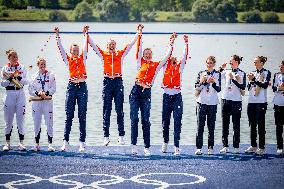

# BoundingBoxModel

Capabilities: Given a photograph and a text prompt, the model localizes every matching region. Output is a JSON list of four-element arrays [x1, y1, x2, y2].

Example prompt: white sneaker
[[233, 148, 240, 154], [132, 145, 138, 155], [161, 143, 168, 153], [118, 136, 125, 145], [195, 149, 202, 155], [48, 144, 55, 152], [18, 143, 26, 151], [220, 147, 229, 154], [33, 144, 40, 152], [276, 149, 283, 155], [174, 147, 181, 156], [79, 142, 85, 152], [255, 148, 265, 155], [144, 148, 151, 156], [3, 143, 11, 151], [245, 146, 257, 153], [208, 148, 214, 155], [104, 137, 110, 146], [61, 140, 69, 152]]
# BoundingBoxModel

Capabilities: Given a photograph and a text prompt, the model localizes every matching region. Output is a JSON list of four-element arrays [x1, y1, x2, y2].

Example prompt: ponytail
[[232, 54, 243, 64], [256, 56, 267, 64]]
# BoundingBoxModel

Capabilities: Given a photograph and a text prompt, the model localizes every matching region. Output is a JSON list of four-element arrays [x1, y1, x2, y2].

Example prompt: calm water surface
[[0, 22, 283, 147]]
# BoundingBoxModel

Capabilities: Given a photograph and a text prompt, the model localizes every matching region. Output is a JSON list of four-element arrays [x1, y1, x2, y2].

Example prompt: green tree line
[[1, 0, 283, 12], [0, 0, 283, 22]]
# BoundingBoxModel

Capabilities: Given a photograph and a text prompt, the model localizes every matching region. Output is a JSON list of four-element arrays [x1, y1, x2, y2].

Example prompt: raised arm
[[88, 36, 104, 62], [180, 35, 189, 72], [152, 34, 176, 85], [82, 26, 89, 65], [54, 27, 68, 67], [159, 33, 176, 66], [136, 32, 143, 70], [122, 24, 143, 59]]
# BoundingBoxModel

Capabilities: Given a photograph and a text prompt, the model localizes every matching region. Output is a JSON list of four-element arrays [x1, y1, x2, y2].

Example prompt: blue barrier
[[0, 31, 284, 35]]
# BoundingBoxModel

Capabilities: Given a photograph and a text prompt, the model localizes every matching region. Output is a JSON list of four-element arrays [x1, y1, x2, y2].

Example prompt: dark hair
[[206, 56, 216, 64], [256, 56, 267, 64], [6, 49, 17, 59], [281, 60, 284, 66], [232, 55, 243, 64]]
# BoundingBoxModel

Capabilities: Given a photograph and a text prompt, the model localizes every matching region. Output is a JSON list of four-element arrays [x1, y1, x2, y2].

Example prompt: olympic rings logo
[[0, 172, 206, 189]]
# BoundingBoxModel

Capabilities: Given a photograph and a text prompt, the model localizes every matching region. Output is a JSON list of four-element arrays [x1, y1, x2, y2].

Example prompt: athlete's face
[[170, 57, 177, 65], [280, 63, 284, 73], [70, 45, 79, 57], [230, 57, 238, 69], [143, 49, 152, 61], [107, 40, 116, 51], [38, 60, 46, 73], [206, 59, 215, 70], [254, 57, 264, 70], [8, 52, 18, 65]]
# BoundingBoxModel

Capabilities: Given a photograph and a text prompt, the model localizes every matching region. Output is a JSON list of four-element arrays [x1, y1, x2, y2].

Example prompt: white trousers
[[3, 90, 26, 136], [32, 100, 53, 137]]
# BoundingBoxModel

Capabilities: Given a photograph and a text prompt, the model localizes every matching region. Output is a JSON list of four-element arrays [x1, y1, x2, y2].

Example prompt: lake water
[[0, 22, 283, 147]]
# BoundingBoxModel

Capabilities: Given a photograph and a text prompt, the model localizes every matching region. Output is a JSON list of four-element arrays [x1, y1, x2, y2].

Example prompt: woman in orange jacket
[[160, 35, 189, 156], [130, 26, 176, 156], [87, 24, 142, 146]]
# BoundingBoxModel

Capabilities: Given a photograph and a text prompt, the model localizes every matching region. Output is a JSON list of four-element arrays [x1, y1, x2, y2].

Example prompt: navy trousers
[[247, 103, 267, 149], [102, 77, 125, 137], [64, 82, 88, 142], [129, 84, 151, 148], [221, 99, 242, 148], [196, 103, 217, 149], [274, 105, 284, 149], [162, 93, 183, 148]]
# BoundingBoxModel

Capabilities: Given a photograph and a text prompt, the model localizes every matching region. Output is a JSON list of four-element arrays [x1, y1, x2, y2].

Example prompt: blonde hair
[[6, 49, 17, 59], [70, 43, 79, 52], [37, 57, 46, 66], [143, 48, 152, 54], [206, 56, 216, 64]]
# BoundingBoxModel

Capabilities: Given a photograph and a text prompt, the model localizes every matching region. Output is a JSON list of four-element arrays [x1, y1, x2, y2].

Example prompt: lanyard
[[254, 70, 262, 87], [229, 69, 238, 85], [39, 72, 46, 90], [207, 71, 213, 90]]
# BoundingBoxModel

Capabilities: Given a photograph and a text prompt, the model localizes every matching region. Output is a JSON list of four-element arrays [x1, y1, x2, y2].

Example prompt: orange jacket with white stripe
[[135, 34, 174, 87], [162, 42, 188, 93], [88, 33, 139, 77], [56, 34, 88, 81]]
